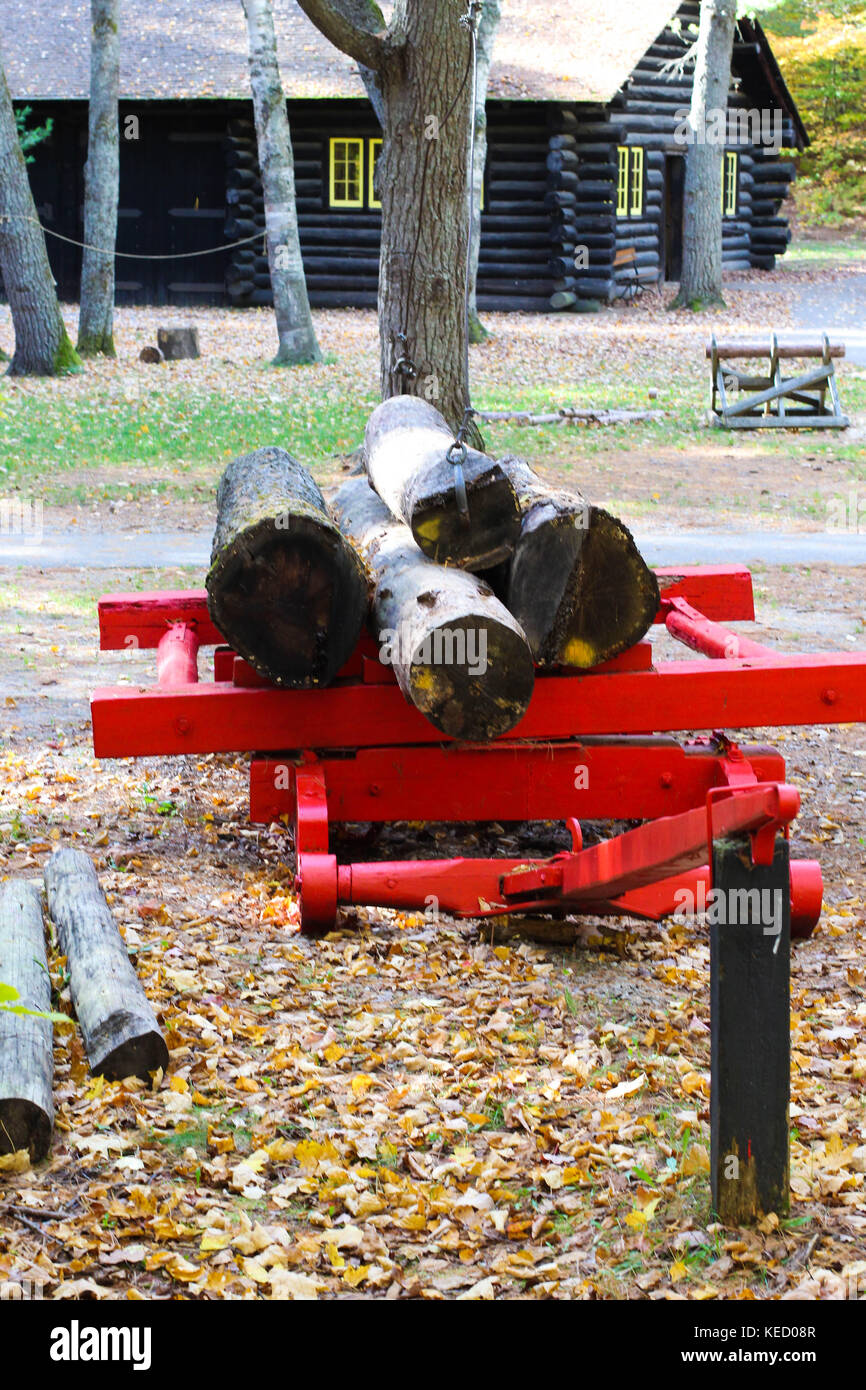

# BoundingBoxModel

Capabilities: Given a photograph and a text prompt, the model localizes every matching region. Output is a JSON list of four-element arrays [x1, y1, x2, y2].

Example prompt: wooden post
[[711, 834, 790, 1223], [0, 880, 54, 1162], [157, 326, 200, 360], [44, 849, 169, 1082]]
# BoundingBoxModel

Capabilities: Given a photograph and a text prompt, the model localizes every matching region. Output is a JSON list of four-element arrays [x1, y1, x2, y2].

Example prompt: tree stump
[[207, 447, 368, 687], [44, 850, 169, 1082], [364, 397, 521, 571], [331, 476, 535, 740], [156, 326, 200, 360], [0, 880, 54, 1161], [138, 345, 162, 364]]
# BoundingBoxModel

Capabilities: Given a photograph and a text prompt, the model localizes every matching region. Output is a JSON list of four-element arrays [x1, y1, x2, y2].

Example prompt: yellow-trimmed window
[[722, 151, 738, 216], [368, 138, 382, 209], [617, 146, 644, 217], [330, 138, 364, 208], [629, 146, 644, 216], [616, 146, 629, 216]]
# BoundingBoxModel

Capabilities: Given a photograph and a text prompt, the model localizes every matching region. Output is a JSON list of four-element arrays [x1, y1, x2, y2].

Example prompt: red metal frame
[[90, 565, 866, 938]]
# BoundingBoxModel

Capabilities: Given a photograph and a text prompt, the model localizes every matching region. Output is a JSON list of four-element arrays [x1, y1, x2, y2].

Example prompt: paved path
[[3, 527, 865, 570], [726, 269, 866, 366]]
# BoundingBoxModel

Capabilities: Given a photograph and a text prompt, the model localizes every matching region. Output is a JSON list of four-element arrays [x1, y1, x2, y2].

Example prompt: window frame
[[629, 146, 644, 217], [616, 146, 629, 217], [329, 137, 365, 209], [368, 137, 382, 210], [616, 146, 644, 219], [722, 150, 738, 217]]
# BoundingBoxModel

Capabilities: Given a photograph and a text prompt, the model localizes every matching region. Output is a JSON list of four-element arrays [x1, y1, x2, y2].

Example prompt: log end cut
[[0, 1097, 52, 1163], [406, 612, 536, 741], [94, 1022, 170, 1084]]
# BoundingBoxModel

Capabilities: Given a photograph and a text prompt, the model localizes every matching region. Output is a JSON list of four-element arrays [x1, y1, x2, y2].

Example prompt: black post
[[710, 833, 791, 1223]]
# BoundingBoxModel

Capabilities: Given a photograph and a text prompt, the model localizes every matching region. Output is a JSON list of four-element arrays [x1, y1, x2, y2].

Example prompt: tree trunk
[[242, 0, 322, 365], [671, 0, 737, 310], [44, 849, 169, 1082], [467, 0, 500, 345], [0, 881, 54, 1162], [492, 456, 660, 668], [0, 58, 81, 376], [207, 446, 368, 686], [364, 396, 520, 569], [298, 0, 474, 429], [331, 476, 535, 740], [77, 0, 120, 358]]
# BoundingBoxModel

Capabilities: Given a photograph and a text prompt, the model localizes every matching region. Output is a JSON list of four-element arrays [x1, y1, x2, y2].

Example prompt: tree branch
[[295, 0, 389, 71]]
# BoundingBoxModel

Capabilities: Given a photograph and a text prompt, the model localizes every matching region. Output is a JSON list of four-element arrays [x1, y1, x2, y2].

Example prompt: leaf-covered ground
[[0, 560, 864, 1301]]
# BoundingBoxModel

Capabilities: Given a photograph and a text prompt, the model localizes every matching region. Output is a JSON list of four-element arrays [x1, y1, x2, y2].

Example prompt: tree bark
[[0, 57, 81, 375], [467, 0, 500, 345], [242, 0, 321, 365], [492, 456, 660, 668], [364, 396, 520, 569], [0, 881, 54, 1162], [670, 0, 737, 309], [298, 0, 474, 429], [44, 850, 169, 1082], [77, 0, 120, 358], [207, 446, 368, 687], [331, 476, 535, 739]]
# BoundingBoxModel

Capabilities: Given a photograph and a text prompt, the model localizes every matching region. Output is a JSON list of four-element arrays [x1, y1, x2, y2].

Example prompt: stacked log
[[364, 398, 521, 570], [206, 447, 368, 687], [330, 478, 535, 740], [0, 881, 54, 1161], [44, 850, 169, 1082], [490, 457, 660, 668]]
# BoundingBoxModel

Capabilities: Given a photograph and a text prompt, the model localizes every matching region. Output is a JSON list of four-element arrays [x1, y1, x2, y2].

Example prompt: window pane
[[617, 147, 629, 217]]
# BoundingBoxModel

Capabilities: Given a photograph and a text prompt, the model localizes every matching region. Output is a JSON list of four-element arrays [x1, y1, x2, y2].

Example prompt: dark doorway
[[665, 154, 685, 282]]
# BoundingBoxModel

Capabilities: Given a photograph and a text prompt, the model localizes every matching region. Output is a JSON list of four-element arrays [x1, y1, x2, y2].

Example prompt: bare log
[[44, 850, 169, 1082], [331, 477, 535, 740], [364, 397, 521, 570], [156, 326, 200, 360], [207, 447, 368, 687], [0, 881, 53, 1161], [494, 456, 659, 668]]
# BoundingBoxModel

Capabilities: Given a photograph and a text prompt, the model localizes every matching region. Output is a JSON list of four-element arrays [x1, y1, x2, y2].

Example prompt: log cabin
[[4, 0, 807, 313]]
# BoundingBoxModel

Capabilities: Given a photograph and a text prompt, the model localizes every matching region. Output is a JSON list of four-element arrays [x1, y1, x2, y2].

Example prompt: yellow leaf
[[200, 1232, 232, 1253], [296, 1138, 339, 1172], [164, 1255, 202, 1283], [342, 1265, 370, 1288], [0, 1149, 30, 1174], [236, 1076, 259, 1094], [169, 1076, 189, 1094], [682, 1143, 710, 1176], [244, 1148, 271, 1175], [671, 1260, 688, 1283], [323, 1043, 345, 1065], [350, 1074, 375, 1097]]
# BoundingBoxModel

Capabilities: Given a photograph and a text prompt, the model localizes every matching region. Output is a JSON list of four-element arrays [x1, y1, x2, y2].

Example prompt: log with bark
[[0, 880, 54, 1161], [44, 850, 169, 1082], [331, 477, 535, 740], [156, 326, 200, 360], [364, 397, 521, 571], [490, 456, 660, 669], [206, 447, 368, 687]]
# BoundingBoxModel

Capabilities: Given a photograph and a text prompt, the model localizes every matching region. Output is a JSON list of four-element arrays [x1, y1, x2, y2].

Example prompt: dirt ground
[[1, 555, 864, 1301]]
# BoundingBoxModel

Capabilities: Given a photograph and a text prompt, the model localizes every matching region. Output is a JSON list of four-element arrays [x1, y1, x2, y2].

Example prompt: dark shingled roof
[[0, 0, 687, 104]]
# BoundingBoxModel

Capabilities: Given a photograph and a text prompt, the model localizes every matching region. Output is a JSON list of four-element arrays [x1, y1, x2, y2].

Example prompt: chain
[[0, 214, 264, 261]]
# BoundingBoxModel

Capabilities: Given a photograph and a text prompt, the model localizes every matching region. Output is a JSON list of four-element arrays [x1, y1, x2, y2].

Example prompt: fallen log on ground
[[207, 447, 368, 687], [491, 456, 660, 668], [364, 397, 521, 570], [44, 850, 169, 1082], [477, 407, 665, 427], [0, 881, 54, 1161], [331, 477, 535, 740]]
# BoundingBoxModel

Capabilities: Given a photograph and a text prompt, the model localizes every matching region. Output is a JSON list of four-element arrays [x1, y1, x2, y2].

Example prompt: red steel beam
[[91, 651, 866, 757], [664, 596, 775, 660], [248, 741, 786, 826], [96, 565, 756, 651]]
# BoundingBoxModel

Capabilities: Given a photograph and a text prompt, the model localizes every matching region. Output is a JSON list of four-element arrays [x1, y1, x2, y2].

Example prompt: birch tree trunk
[[467, 0, 500, 345], [671, 0, 737, 309], [77, 0, 119, 357], [297, 0, 473, 430], [0, 57, 81, 375], [242, 0, 321, 365]]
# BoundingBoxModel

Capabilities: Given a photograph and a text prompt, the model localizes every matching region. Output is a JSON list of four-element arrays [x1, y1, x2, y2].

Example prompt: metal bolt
[[822, 688, 838, 706], [369, 783, 381, 797], [660, 772, 673, 788], [175, 717, 191, 735]]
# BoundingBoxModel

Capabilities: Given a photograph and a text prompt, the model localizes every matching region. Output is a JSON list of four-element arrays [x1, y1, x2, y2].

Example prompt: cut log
[[493, 456, 660, 668], [207, 447, 368, 687], [364, 397, 521, 571], [156, 326, 200, 360], [330, 477, 535, 740], [44, 850, 169, 1082], [0, 881, 53, 1162]]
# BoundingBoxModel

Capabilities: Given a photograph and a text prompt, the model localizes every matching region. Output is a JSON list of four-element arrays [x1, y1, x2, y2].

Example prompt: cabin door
[[665, 155, 685, 282]]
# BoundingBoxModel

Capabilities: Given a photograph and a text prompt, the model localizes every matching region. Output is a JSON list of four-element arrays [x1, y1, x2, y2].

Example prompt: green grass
[[785, 238, 866, 267]]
